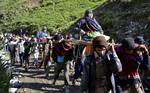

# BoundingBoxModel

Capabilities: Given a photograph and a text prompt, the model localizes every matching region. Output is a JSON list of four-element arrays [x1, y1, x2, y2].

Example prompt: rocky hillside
[[95, 0, 150, 40]]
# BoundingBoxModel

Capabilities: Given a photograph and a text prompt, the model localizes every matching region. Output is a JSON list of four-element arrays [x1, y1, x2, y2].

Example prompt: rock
[[9, 88, 18, 93], [9, 77, 22, 88]]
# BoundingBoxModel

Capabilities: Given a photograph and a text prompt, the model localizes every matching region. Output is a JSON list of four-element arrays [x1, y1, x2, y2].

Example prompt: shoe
[[72, 79, 76, 85], [25, 67, 28, 72], [51, 82, 55, 87], [45, 75, 49, 79], [20, 63, 22, 67], [52, 80, 56, 86]]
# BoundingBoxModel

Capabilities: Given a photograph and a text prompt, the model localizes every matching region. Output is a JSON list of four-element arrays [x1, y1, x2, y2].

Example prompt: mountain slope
[[0, 0, 106, 32], [94, 0, 150, 40]]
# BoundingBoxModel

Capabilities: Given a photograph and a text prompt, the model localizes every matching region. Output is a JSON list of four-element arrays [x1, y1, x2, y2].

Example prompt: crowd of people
[[1, 10, 150, 93]]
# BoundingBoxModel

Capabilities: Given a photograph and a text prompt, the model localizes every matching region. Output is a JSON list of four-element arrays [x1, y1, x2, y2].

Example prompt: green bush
[[0, 62, 10, 93], [0, 0, 107, 33]]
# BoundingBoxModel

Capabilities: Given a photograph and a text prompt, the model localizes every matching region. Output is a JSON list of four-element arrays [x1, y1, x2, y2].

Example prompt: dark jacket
[[81, 51, 122, 93], [76, 17, 103, 33], [140, 55, 150, 71], [8, 43, 16, 54]]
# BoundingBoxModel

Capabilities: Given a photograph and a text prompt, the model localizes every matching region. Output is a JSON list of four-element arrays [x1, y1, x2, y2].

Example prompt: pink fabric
[[39, 38, 47, 43]]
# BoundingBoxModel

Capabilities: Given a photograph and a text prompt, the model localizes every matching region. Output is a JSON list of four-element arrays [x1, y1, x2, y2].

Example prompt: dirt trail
[[15, 55, 80, 93]]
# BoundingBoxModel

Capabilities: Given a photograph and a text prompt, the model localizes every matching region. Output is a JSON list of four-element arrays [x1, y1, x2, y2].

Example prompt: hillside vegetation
[[0, 0, 106, 33], [0, 0, 150, 40]]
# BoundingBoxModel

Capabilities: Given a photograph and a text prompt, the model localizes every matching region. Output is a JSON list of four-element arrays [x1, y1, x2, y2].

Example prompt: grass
[[0, 0, 107, 33]]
